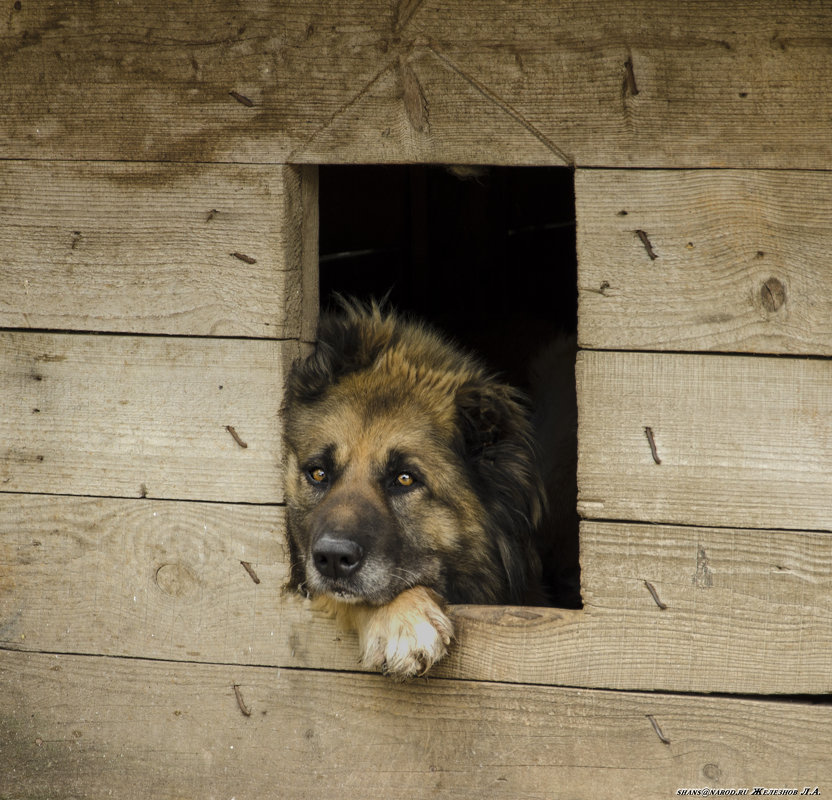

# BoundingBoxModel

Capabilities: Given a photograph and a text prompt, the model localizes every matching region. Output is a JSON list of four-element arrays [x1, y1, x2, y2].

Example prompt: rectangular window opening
[[317, 165, 580, 609]]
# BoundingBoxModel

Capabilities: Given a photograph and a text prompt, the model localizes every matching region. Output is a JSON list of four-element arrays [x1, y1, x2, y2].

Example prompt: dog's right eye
[[306, 467, 328, 486], [387, 470, 421, 494]]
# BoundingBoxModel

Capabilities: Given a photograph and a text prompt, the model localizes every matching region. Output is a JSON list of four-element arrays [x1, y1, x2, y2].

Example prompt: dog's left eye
[[389, 472, 419, 492]]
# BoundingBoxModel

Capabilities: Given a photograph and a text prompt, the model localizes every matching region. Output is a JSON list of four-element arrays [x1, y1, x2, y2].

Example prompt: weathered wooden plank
[[4, 495, 832, 694], [0, 495, 295, 664], [3, 1, 832, 167], [0, 162, 316, 338], [2, 651, 829, 800], [577, 170, 832, 355], [576, 350, 832, 532], [575, 521, 832, 693], [298, 165, 320, 343], [0, 333, 296, 502], [447, 520, 832, 694], [0, 493, 403, 674]]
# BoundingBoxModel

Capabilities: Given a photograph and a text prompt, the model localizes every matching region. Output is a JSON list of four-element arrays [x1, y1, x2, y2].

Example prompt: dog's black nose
[[312, 535, 364, 579]]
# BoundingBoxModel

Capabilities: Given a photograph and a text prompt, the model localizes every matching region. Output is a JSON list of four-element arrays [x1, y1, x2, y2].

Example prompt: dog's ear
[[456, 379, 546, 602], [456, 382, 543, 523], [456, 384, 503, 457], [456, 382, 532, 466], [284, 300, 395, 406]]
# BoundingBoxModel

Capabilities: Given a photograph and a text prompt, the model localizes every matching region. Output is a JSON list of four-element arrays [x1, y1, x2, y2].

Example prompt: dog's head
[[281, 300, 544, 605]]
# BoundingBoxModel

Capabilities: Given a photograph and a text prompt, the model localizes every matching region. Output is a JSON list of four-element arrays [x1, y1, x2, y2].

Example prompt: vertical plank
[[298, 165, 320, 342]]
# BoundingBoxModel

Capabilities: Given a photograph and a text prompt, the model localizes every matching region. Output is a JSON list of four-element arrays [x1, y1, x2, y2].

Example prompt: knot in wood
[[760, 276, 786, 312], [155, 562, 199, 599]]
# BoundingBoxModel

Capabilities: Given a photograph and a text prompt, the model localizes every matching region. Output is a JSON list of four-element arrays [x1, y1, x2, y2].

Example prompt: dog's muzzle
[[312, 533, 365, 580]]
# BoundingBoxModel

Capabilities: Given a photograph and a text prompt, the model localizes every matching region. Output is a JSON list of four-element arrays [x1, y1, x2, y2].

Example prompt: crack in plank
[[400, 55, 430, 132], [395, 0, 427, 31], [426, 43, 574, 166]]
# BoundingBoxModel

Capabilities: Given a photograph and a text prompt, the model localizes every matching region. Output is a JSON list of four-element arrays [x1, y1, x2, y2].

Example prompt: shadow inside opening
[[318, 165, 580, 608]]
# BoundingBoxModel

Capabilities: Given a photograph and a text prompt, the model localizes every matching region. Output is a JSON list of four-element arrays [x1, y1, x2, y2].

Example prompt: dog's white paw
[[357, 587, 454, 681]]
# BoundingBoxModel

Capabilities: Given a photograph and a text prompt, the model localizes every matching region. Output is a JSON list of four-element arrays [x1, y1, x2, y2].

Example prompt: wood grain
[[298, 165, 320, 343], [4, 495, 832, 694], [0, 495, 295, 665], [0, 162, 316, 338], [577, 169, 832, 355], [447, 520, 832, 694], [2, 650, 830, 799], [576, 350, 832, 532], [3, 1, 832, 167], [0, 333, 296, 502], [577, 520, 832, 690]]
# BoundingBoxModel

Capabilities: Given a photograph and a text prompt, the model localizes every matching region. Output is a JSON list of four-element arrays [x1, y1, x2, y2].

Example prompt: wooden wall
[[2, 2, 831, 797], [4, 2, 832, 168]]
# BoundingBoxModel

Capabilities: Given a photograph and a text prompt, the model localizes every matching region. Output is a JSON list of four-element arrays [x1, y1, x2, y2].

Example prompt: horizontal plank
[[576, 350, 832, 531], [2, 651, 830, 799], [4, 495, 832, 694], [575, 521, 832, 693], [3, 2, 832, 167], [447, 521, 832, 694], [576, 170, 832, 355], [0, 493, 381, 673], [0, 333, 296, 502], [0, 495, 293, 664], [0, 162, 317, 338]]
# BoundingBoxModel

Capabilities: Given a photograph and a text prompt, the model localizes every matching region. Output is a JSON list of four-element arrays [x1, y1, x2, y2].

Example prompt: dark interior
[[318, 165, 580, 607]]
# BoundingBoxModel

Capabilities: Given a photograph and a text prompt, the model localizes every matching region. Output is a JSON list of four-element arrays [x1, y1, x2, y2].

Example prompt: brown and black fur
[[281, 299, 549, 678]]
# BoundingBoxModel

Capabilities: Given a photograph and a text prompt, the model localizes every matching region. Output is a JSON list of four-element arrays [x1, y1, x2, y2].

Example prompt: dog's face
[[282, 302, 545, 606], [284, 374, 484, 605]]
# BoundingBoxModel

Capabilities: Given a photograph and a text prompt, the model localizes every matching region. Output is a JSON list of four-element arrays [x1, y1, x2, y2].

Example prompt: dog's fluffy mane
[[284, 298, 547, 604]]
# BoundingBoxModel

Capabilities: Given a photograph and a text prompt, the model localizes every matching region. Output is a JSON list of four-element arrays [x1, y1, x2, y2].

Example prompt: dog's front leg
[[357, 586, 454, 680], [317, 586, 453, 680]]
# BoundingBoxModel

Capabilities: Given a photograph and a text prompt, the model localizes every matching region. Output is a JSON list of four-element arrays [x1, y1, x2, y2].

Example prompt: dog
[[281, 299, 562, 680]]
